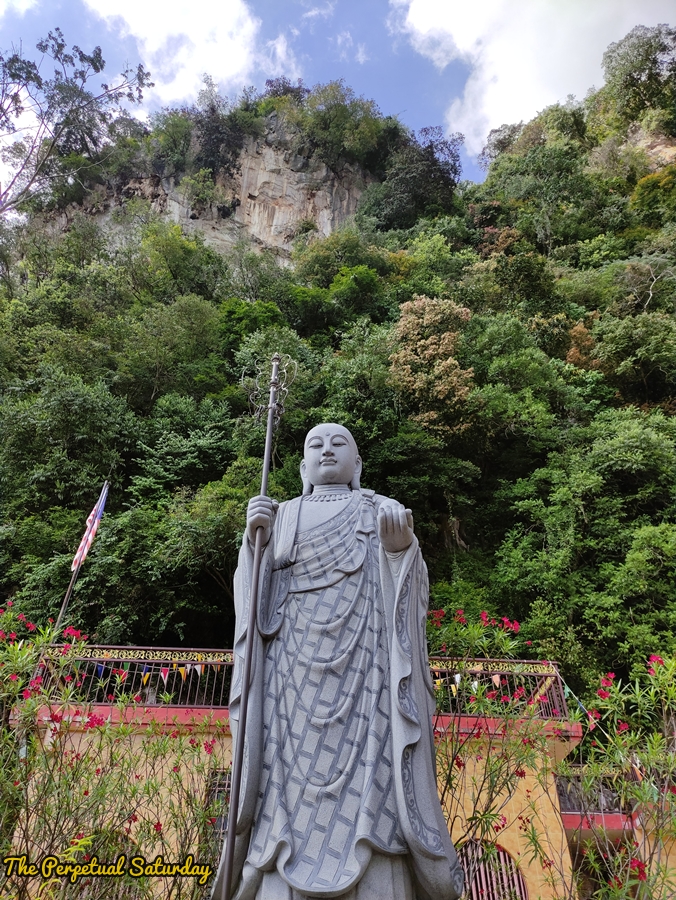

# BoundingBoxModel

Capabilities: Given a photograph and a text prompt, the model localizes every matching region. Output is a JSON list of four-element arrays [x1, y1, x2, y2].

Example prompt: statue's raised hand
[[246, 495, 279, 545], [377, 501, 414, 553]]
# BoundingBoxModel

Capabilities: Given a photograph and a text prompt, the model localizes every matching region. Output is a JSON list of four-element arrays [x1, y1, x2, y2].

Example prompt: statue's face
[[302, 424, 361, 487]]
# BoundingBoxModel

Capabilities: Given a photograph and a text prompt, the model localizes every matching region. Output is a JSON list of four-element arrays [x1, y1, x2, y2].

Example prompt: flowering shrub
[[0, 604, 228, 899]]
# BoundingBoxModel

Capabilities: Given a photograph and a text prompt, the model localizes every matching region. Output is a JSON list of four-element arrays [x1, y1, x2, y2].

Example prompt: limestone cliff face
[[84, 112, 374, 256]]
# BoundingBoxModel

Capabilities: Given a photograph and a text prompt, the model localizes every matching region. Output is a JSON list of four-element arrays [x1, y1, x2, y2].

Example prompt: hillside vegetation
[[2, 25, 676, 694]]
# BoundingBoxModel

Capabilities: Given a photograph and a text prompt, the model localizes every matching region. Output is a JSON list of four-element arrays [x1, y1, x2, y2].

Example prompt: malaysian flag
[[71, 482, 109, 572]]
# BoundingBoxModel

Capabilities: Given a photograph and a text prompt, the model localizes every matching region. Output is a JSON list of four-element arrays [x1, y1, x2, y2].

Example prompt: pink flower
[[454, 609, 467, 624], [649, 654, 664, 666], [480, 611, 489, 626], [600, 672, 615, 687], [486, 690, 497, 700], [525, 640, 532, 646], [17, 613, 25, 622], [21, 689, 31, 699], [597, 689, 610, 700], [648, 667, 656, 676], [617, 722, 629, 733], [6, 600, 12, 607], [9, 673, 18, 681], [8, 633, 16, 641]]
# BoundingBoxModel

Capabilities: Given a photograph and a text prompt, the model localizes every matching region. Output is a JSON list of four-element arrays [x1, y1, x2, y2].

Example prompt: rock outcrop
[[78, 112, 375, 257]]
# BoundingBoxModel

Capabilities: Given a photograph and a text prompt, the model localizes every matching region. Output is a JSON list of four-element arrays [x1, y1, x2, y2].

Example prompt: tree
[[357, 127, 463, 230], [0, 28, 151, 214], [602, 24, 676, 133]]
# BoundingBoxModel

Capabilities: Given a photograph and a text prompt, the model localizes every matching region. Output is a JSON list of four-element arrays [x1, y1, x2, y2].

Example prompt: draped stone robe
[[212, 489, 463, 900]]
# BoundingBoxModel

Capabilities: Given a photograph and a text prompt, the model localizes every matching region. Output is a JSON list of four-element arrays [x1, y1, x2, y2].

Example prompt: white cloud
[[0, 0, 36, 18], [356, 44, 369, 65], [301, 3, 335, 22], [336, 30, 353, 62], [82, 0, 299, 104], [390, 0, 676, 155]]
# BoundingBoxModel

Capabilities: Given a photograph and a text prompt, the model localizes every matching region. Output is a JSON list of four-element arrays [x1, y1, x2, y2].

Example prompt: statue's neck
[[311, 484, 351, 494]]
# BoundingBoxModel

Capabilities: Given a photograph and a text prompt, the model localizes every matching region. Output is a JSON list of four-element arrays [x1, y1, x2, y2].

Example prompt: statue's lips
[[320, 460, 337, 465]]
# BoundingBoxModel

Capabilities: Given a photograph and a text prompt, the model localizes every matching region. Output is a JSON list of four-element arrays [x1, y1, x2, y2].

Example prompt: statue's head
[[301, 423, 362, 494]]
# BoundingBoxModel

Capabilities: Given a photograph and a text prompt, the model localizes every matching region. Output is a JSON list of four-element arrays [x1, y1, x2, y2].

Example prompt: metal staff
[[221, 353, 284, 900]]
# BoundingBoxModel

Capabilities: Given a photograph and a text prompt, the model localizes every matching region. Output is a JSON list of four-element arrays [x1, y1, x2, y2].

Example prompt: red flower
[[84, 714, 105, 730], [649, 654, 664, 666], [629, 858, 647, 881], [8, 633, 16, 641], [480, 611, 489, 626], [493, 815, 507, 833], [486, 690, 498, 700], [514, 768, 526, 778], [454, 609, 467, 624], [617, 721, 629, 733], [17, 613, 25, 622], [133, 694, 142, 703], [454, 755, 465, 770], [525, 640, 532, 646], [600, 672, 615, 687], [154, 822, 162, 833], [63, 626, 82, 639], [648, 667, 656, 676], [427, 609, 445, 628], [667, 785, 676, 795], [9, 674, 17, 682], [21, 689, 31, 700], [597, 689, 610, 700]]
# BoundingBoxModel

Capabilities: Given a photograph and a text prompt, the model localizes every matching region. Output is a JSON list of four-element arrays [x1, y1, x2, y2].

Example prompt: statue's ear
[[349, 455, 362, 492], [300, 459, 313, 495]]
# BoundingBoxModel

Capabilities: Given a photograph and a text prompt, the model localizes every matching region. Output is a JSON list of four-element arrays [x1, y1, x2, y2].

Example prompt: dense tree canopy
[[2, 25, 676, 698]]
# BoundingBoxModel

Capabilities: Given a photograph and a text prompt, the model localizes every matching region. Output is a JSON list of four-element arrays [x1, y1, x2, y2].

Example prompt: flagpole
[[220, 354, 281, 900], [54, 567, 80, 634]]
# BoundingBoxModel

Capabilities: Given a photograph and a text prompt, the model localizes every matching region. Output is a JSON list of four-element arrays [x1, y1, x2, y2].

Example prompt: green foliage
[[601, 24, 676, 134], [149, 109, 193, 172], [286, 79, 405, 173], [630, 164, 676, 226]]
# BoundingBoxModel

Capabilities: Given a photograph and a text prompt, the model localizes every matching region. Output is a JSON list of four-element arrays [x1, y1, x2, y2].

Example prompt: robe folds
[[212, 489, 463, 900]]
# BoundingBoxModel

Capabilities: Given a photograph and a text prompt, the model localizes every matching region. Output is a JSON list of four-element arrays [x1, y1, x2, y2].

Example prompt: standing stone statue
[[213, 424, 463, 900]]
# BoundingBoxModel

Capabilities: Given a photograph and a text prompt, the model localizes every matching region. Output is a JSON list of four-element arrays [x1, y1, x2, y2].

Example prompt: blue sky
[[1, 0, 674, 182]]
